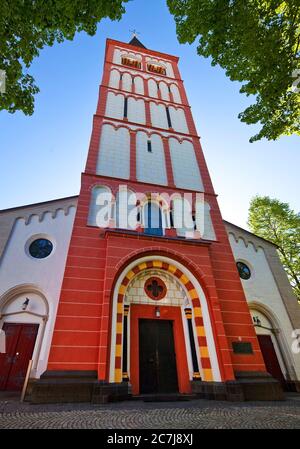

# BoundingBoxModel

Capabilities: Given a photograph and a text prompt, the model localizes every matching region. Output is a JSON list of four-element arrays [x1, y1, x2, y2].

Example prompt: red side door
[[0, 323, 39, 391], [257, 334, 285, 386]]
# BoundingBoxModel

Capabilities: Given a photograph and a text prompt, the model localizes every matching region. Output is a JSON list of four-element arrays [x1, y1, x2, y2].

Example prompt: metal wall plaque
[[232, 342, 253, 354]]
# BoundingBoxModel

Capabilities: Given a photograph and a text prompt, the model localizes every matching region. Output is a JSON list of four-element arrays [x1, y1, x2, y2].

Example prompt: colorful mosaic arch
[[114, 260, 213, 383]]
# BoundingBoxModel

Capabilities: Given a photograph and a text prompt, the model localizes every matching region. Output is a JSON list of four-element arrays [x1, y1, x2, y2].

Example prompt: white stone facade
[[0, 200, 76, 379], [96, 124, 130, 179], [136, 131, 168, 185], [226, 224, 300, 381], [169, 138, 204, 191]]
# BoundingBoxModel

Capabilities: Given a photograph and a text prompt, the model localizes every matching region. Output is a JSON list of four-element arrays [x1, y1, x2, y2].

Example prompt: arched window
[[143, 201, 163, 236], [121, 55, 141, 69], [147, 61, 166, 76], [115, 189, 137, 230], [88, 186, 112, 227], [172, 197, 194, 237], [195, 201, 216, 240]]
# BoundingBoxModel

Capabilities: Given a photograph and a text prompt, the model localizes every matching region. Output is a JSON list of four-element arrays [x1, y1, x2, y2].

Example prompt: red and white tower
[[33, 37, 282, 402]]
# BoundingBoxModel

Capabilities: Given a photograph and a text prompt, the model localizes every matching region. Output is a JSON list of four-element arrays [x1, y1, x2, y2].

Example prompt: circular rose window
[[144, 277, 167, 301]]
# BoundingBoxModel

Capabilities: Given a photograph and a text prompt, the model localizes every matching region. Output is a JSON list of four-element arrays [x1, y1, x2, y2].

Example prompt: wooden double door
[[257, 334, 286, 386], [0, 323, 39, 391], [139, 319, 178, 394]]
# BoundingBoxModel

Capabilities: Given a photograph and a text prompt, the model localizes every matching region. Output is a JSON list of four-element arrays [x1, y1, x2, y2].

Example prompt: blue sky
[[0, 0, 299, 228]]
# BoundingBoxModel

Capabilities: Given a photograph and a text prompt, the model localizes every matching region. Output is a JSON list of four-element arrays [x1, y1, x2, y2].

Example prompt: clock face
[[144, 277, 167, 301], [29, 238, 53, 259]]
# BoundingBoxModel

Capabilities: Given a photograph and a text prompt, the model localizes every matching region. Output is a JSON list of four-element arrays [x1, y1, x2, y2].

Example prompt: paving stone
[[0, 395, 300, 429]]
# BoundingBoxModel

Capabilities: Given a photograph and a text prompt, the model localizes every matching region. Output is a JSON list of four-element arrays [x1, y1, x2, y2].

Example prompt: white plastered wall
[[159, 81, 170, 101], [228, 234, 300, 380], [148, 79, 158, 98], [134, 76, 144, 95], [109, 69, 120, 89], [96, 124, 130, 179], [170, 84, 181, 104], [105, 92, 124, 120], [0, 207, 76, 378], [128, 97, 145, 124], [122, 73, 132, 92], [169, 138, 204, 191], [169, 107, 189, 134], [136, 131, 167, 186], [150, 102, 168, 129]]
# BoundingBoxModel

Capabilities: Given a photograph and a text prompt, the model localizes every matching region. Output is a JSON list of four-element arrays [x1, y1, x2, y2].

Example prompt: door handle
[[13, 352, 20, 364]]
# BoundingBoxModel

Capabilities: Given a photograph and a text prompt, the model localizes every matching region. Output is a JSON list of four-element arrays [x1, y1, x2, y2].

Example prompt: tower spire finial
[[130, 29, 140, 39], [128, 30, 146, 49]]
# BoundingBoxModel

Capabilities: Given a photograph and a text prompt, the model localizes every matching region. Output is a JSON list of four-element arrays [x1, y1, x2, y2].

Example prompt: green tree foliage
[[0, 0, 127, 115], [167, 0, 300, 142], [248, 196, 300, 301]]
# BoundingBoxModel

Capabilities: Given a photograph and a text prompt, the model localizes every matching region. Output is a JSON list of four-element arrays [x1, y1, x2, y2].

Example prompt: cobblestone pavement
[[0, 393, 300, 429]]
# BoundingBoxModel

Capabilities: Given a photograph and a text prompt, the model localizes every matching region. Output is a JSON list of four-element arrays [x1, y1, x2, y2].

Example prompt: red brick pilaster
[[163, 137, 175, 188], [144, 76, 149, 97], [145, 100, 152, 127], [130, 131, 137, 182]]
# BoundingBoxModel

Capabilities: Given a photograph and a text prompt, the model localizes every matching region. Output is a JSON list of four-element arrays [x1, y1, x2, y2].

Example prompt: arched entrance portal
[[109, 257, 221, 395], [0, 287, 49, 391], [250, 306, 287, 388]]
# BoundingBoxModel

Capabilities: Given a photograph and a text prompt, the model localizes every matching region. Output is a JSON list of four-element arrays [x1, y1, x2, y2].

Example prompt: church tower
[[33, 37, 283, 402]]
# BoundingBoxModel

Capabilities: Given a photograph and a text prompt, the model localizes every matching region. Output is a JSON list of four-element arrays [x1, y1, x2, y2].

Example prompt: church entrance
[[139, 319, 178, 394], [257, 335, 286, 387], [0, 323, 39, 391]]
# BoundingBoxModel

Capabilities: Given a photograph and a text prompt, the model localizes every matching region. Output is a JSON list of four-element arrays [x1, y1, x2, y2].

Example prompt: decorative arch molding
[[228, 231, 265, 253], [0, 284, 49, 318], [114, 249, 210, 294], [108, 68, 146, 83], [12, 205, 76, 227], [88, 183, 112, 193], [148, 98, 184, 110], [138, 192, 170, 210], [119, 50, 142, 61], [102, 120, 193, 144], [0, 284, 50, 372], [109, 253, 222, 385], [106, 87, 185, 111]]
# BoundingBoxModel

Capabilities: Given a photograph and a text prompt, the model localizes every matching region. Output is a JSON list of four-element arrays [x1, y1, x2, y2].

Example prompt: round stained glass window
[[144, 277, 167, 301], [29, 238, 53, 259], [236, 261, 251, 280]]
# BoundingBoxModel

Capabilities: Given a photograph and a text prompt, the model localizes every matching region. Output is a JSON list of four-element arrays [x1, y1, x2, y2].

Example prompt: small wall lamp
[[253, 316, 261, 326], [22, 298, 30, 311], [155, 306, 160, 318]]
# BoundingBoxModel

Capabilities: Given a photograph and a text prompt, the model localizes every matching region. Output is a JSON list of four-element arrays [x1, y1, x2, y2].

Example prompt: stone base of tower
[[31, 371, 284, 404], [31, 371, 131, 404], [191, 372, 284, 401]]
